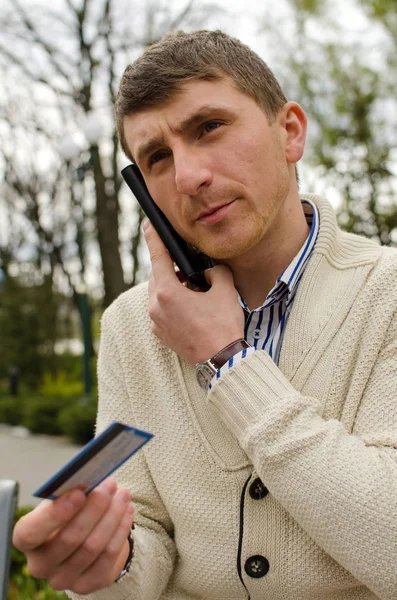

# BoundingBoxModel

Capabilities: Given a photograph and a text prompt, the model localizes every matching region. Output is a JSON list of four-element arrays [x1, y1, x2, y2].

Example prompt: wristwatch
[[115, 532, 135, 583], [195, 339, 250, 390]]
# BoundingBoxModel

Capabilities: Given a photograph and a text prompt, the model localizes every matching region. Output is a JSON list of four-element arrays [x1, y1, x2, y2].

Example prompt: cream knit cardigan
[[68, 196, 397, 600]]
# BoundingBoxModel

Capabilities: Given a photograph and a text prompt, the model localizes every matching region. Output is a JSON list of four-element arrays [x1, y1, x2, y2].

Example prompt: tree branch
[[12, 0, 76, 84], [0, 44, 75, 99]]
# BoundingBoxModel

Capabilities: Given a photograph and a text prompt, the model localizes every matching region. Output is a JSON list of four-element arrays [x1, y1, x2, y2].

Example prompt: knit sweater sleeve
[[66, 306, 176, 600], [208, 311, 397, 600]]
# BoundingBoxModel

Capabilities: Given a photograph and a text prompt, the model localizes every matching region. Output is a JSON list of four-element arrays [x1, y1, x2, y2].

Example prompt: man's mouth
[[196, 200, 236, 225]]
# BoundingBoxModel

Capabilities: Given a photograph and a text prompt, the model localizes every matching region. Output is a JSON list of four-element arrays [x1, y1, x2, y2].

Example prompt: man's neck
[[225, 199, 310, 311]]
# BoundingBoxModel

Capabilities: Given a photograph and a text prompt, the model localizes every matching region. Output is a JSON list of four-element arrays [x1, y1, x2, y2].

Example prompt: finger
[[66, 504, 135, 595], [13, 488, 86, 552], [175, 269, 188, 284], [27, 478, 117, 578], [48, 488, 133, 589], [143, 220, 178, 284], [204, 264, 235, 289]]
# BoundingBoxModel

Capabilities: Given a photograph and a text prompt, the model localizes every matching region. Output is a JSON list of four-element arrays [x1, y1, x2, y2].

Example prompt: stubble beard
[[188, 181, 291, 261]]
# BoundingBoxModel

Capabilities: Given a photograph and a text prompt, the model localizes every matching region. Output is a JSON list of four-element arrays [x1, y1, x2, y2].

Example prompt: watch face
[[196, 362, 216, 389]]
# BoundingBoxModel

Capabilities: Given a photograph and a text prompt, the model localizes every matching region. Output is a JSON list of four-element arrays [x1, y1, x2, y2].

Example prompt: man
[[13, 30, 397, 600]]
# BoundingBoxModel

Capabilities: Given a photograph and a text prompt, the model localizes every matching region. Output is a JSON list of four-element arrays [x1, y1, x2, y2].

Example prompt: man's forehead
[[123, 77, 244, 159], [127, 77, 232, 125]]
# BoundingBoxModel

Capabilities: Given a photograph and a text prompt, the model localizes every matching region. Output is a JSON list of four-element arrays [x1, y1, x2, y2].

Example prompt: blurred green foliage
[[0, 392, 97, 445], [9, 507, 68, 600], [0, 273, 60, 389], [0, 270, 99, 393], [0, 269, 99, 444], [40, 371, 84, 398], [0, 397, 24, 426], [263, 0, 397, 246], [58, 400, 98, 445], [23, 396, 68, 436]]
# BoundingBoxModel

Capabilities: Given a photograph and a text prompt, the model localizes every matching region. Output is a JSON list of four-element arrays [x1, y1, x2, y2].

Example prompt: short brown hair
[[115, 29, 288, 160]]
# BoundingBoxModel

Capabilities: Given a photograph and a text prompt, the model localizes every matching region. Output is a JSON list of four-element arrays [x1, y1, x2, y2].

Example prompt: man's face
[[123, 78, 300, 260]]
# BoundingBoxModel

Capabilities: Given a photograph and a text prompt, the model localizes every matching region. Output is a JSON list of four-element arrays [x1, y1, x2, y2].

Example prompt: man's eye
[[203, 121, 222, 134], [149, 150, 169, 166]]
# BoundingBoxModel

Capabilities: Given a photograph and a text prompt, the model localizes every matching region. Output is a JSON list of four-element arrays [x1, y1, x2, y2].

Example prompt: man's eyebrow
[[135, 136, 165, 167], [172, 105, 232, 135], [135, 105, 233, 166]]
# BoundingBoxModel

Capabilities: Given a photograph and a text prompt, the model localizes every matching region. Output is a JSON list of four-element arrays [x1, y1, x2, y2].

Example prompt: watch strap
[[210, 338, 251, 370]]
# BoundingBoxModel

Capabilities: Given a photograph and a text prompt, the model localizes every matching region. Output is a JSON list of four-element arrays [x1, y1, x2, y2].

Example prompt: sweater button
[[244, 555, 270, 578], [249, 478, 269, 499]]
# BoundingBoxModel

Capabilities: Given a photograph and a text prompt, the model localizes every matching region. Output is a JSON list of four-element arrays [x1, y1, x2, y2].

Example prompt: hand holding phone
[[122, 164, 214, 289]]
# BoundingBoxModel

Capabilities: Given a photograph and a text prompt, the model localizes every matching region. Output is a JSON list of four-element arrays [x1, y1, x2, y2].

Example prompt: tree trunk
[[91, 145, 127, 306]]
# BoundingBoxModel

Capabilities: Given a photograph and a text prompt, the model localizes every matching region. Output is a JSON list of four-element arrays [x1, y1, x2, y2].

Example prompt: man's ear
[[278, 102, 307, 164]]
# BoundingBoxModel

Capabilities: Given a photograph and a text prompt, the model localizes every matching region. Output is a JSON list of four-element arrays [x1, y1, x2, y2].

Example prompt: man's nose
[[173, 149, 212, 196]]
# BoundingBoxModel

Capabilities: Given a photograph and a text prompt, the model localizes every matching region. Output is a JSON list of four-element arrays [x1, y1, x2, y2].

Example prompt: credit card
[[34, 421, 153, 499]]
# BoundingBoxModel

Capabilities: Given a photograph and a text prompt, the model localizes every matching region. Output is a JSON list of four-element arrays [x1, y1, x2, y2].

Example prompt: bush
[[58, 399, 97, 445], [8, 576, 67, 600], [0, 396, 25, 426], [9, 507, 68, 600], [39, 371, 84, 398], [22, 396, 69, 436], [0, 387, 97, 445]]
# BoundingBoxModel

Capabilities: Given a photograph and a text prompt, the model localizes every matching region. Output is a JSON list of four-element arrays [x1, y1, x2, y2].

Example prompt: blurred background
[[0, 0, 396, 596]]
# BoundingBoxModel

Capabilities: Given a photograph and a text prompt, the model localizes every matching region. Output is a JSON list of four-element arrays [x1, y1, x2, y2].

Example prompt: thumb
[[204, 265, 235, 289]]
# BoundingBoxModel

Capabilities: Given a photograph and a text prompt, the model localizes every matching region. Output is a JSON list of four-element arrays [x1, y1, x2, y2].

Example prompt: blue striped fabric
[[209, 200, 319, 390]]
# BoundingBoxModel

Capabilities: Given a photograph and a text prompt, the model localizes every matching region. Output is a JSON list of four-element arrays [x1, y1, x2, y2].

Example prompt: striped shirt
[[209, 199, 319, 389]]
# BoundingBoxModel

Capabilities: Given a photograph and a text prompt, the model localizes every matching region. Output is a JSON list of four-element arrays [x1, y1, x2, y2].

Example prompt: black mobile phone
[[121, 164, 214, 289]]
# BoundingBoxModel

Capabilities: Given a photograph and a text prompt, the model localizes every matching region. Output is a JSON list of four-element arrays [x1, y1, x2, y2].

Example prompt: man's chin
[[196, 238, 258, 261], [187, 218, 266, 261]]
